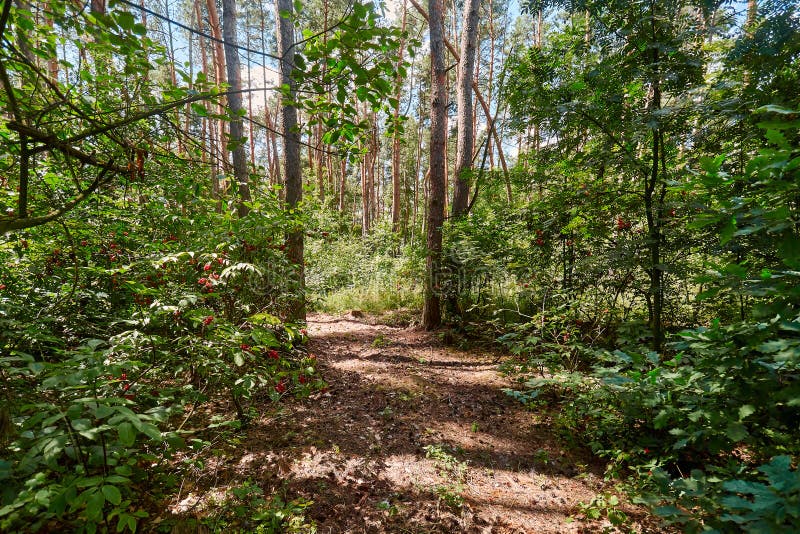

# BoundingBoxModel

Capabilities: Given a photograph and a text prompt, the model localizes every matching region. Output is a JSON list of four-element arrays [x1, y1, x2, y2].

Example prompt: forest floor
[[167, 313, 662, 533]]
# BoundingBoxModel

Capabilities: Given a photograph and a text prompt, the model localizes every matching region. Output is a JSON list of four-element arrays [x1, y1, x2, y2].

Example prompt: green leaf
[[720, 217, 736, 245], [138, 423, 161, 441], [117, 12, 135, 31], [765, 129, 789, 149], [95, 404, 114, 419], [725, 422, 748, 442], [86, 490, 105, 521], [233, 352, 245, 367], [738, 405, 756, 420], [101, 485, 122, 506], [777, 236, 800, 268], [191, 103, 208, 117], [118, 422, 136, 447], [756, 105, 798, 115]]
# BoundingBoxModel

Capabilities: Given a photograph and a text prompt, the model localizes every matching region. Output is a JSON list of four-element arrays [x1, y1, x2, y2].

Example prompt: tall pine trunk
[[451, 0, 480, 217], [276, 0, 305, 321], [423, 0, 447, 330], [221, 0, 251, 217], [391, 0, 408, 233]]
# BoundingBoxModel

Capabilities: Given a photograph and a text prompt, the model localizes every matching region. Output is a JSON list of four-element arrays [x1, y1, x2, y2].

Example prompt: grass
[[314, 284, 422, 314]]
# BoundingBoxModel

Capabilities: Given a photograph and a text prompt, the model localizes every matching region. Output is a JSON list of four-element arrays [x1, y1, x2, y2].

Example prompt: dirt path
[[173, 313, 657, 533]]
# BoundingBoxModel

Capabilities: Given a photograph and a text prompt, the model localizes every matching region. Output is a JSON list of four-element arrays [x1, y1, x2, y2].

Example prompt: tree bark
[[408, 0, 511, 203], [205, 0, 229, 172], [423, 0, 447, 330], [276, 0, 305, 321], [451, 0, 480, 217], [391, 0, 408, 233], [222, 0, 251, 217]]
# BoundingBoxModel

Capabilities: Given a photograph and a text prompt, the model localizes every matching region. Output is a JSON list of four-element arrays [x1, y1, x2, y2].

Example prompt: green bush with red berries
[[0, 185, 323, 532]]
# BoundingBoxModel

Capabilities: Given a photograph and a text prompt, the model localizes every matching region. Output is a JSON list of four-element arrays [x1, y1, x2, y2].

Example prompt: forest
[[0, 0, 798, 531]]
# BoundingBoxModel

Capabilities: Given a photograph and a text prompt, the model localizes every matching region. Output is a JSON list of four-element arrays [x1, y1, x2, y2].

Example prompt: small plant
[[577, 492, 628, 527], [208, 480, 316, 533], [371, 334, 391, 348], [376, 498, 399, 516], [423, 444, 468, 509]]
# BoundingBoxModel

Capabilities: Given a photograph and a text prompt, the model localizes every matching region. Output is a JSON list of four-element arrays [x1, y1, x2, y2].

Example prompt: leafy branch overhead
[[291, 1, 415, 160]]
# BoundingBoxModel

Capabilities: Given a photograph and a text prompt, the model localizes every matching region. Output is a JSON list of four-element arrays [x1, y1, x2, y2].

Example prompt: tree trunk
[[645, 10, 664, 351], [451, 0, 480, 217], [391, 0, 408, 233], [361, 155, 370, 234], [423, 0, 447, 330], [408, 0, 511, 203], [206, 0, 229, 173], [195, 1, 219, 200], [338, 158, 347, 212], [222, 0, 251, 217], [276, 0, 305, 321]]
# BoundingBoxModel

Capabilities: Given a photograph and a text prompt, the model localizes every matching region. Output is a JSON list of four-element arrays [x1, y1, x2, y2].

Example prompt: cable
[[114, 0, 283, 62]]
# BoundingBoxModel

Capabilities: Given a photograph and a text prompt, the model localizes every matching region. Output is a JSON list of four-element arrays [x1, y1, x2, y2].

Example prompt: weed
[[423, 444, 468, 509]]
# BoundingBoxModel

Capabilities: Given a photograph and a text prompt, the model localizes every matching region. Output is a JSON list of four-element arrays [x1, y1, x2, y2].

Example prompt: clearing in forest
[[172, 313, 658, 533]]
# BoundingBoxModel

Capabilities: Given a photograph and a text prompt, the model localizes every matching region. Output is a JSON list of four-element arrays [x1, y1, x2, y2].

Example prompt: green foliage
[[640, 455, 800, 533], [293, 1, 414, 161], [576, 492, 628, 528], [502, 105, 800, 529], [0, 162, 322, 532], [306, 221, 423, 313], [422, 444, 467, 509], [205, 480, 316, 533]]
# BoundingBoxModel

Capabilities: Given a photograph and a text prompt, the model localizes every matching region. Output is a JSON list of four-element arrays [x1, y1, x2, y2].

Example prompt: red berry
[[217, 257, 224, 264], [298, 375, 307, 384], [241, 343, 251, 351], [0, 284, 6, 290], [203, 315, 214, 326], [198, 277, 207, 285], [275, 381, 287, 393], [204, 263, 212, 271], [268, 349, 279, 360], [123, 383, 130, 391]]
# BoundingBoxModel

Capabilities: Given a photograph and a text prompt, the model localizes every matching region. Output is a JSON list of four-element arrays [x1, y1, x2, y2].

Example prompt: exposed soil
[[167, 313, 662, 533]]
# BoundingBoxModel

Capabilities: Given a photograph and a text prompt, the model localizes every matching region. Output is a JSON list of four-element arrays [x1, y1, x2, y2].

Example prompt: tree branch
[[0, 166, 114, 234], [6, 121, 130, 173]]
